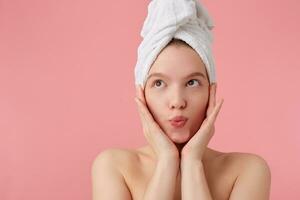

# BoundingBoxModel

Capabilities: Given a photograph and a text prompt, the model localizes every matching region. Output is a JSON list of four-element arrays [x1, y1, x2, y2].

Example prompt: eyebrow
[[147, 72, 206, 80]]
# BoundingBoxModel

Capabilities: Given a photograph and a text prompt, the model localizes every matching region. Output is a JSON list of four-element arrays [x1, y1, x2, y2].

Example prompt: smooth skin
[[91, 42, 271, 200], [92, 82, 271, 200], [135, 82, 223, 199]]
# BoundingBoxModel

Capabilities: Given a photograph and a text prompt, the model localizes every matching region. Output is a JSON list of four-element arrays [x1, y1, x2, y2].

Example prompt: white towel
[[134, 0, 216, 88]]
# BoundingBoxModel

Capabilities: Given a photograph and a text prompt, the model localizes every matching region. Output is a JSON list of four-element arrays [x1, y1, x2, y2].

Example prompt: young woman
[[91, 39, 271, 200], [92, 0, 271, 199]]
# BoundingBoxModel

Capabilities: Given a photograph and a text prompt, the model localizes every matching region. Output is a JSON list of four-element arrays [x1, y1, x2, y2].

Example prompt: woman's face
[[144, 44, 210, 144]]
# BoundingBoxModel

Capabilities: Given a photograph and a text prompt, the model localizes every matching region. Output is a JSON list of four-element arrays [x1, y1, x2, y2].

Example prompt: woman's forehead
[[148, 60, 207, 80], [151, 44, 206, 70]]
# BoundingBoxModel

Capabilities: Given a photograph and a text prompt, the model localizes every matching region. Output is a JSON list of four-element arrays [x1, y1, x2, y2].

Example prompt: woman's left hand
[[181, 83, 224, 162]]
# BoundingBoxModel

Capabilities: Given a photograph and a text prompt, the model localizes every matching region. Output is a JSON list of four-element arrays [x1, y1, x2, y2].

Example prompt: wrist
[[158, 152, 179, 162], [156, 158, 180, 174], [157, 154, 180, 167], [181, 156, 203, 166]]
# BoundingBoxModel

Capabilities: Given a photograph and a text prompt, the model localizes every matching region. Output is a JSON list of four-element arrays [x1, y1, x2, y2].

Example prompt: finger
[[136, 85, 155, 126], [135, 97, 155, 137], [210, 83, 216, 107], [135, 84, 143, 103], [138, 84, 147, 105], [214, 83, 217, 106], [135, 97, 165, 142], [191, 96, 221, 145], [134, 97, 148, 126], [134, 97, 156, 127], [208, 98, 224, 123], [135, 97, 149, 120], [206, 83, 216, 116]]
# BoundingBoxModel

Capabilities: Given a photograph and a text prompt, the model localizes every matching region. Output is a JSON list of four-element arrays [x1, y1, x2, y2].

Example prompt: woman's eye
[[187, 79, 200, 87], [153, 79, 164, 88], [152, 79, 200, 88]]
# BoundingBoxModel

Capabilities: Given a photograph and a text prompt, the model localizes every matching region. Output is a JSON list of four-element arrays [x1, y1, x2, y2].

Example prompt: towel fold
[[134, 0, 216, 88]]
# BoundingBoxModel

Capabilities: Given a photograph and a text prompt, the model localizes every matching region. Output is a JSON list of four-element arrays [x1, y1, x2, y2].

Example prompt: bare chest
[[122, 157, 237, 200]]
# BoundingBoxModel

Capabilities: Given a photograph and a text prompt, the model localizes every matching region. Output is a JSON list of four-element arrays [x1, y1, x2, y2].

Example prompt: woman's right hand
[[134, 84, 179, 162]]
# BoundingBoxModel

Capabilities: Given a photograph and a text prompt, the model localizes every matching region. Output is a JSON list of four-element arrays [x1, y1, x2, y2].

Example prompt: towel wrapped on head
[[134, 0, 216, 88]]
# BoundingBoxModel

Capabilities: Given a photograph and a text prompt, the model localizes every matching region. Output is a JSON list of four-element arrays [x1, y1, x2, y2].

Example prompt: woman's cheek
[[189, 99, 208, 128]]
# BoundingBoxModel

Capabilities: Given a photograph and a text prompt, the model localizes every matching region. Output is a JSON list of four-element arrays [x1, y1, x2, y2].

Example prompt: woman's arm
[[181, 158, 213, 200], [134, 85, 181, 199], [143, 156, 179, 200], [180, 84, 221, 199]]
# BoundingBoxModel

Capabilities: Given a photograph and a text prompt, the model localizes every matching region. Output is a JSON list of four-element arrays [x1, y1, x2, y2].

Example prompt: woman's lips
[[169, 119, 187, 128]]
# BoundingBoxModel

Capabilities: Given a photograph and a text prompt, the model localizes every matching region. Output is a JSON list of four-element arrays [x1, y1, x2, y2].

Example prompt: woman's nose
[[169, 91, 187, 110]]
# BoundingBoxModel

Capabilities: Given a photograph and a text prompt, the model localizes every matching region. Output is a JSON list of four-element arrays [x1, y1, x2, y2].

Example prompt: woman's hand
[[181, 83, 224, 162], [135, 84, 179, 161]]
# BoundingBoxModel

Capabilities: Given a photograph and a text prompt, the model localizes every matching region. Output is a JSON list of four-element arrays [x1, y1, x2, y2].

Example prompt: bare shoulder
[[91, 148, 137, 200], [218, 151, 272, 199], [92, 147, 138, 172], [221, 151, 271, 174]]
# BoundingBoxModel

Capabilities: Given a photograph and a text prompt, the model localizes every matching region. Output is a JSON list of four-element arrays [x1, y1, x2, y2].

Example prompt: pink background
[[0, 0, 299, 199]]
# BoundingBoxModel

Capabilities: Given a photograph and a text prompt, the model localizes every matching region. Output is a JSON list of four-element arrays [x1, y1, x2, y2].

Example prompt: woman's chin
[[167, 130, 191, 144]]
